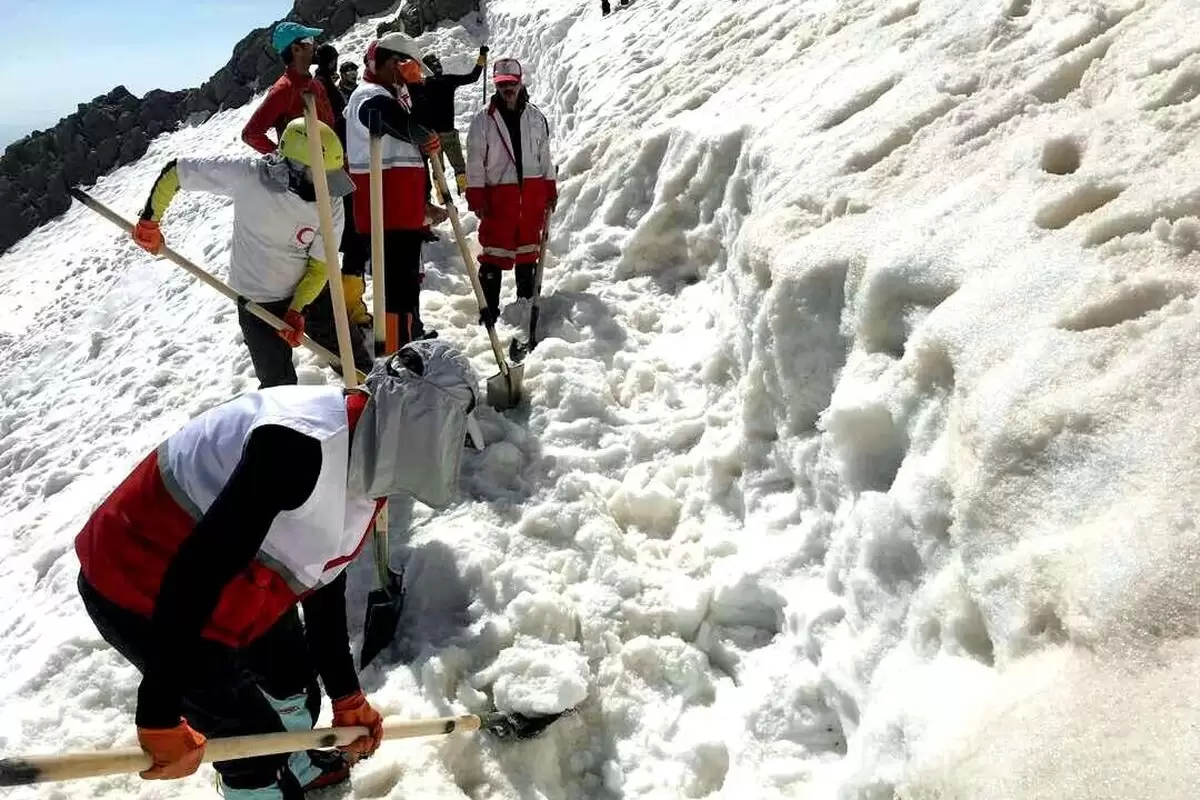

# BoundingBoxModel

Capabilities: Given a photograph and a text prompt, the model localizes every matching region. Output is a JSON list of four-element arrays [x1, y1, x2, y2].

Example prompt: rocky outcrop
[[0, 0, 478, 257]]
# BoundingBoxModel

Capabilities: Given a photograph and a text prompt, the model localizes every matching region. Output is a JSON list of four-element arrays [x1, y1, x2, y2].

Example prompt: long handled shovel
[[509, 206, 552, 363], [427, 154, 524, 408], [0, 708, 571, 786], [359, 128, 406, 670], [68, 188, 365, 382], [302, 94, 358, 393]]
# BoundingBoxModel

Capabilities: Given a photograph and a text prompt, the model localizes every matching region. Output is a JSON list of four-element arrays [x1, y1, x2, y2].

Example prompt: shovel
[[0, 708, 573, 785], [358, 127, 409, 669], [427, 154, 524, 409], [509, 206, 552, 363]]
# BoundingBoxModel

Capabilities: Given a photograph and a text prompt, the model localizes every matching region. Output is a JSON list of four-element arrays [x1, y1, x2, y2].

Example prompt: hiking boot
[[296, 748, 351, 791]]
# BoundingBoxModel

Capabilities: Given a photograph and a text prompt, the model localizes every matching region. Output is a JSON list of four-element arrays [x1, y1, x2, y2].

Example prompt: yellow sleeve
[[140, 160, 181, 222], [289, 256, 330, 312]]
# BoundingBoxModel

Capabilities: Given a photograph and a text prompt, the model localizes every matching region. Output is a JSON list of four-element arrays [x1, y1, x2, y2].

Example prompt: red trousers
[[477, 179, 551, 271]]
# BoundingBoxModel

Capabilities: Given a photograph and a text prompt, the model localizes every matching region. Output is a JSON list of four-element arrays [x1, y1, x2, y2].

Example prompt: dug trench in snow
[[3, 1, 1200, 800]]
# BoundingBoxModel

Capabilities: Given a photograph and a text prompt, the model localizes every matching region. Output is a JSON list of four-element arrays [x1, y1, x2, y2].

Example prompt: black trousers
[[340, 194, 368, 278], [479, 263, 537, 313], [303, 286, 374, 377], [238, 298, 297, 388], [382, 229, 425, 346], [78, 573, 320, 791]]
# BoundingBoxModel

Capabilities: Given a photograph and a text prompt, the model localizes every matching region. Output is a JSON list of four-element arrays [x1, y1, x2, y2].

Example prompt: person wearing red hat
[[464, 58, 557, 334], [241, 22, 337, 155], [344, 33, 448, 350]]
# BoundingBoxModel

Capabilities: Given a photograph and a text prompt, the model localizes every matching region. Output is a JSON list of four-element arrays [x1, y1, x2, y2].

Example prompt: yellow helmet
[[278, 117, 354, 196]]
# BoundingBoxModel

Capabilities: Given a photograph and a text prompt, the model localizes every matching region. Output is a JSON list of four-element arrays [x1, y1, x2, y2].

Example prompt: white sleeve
[[175, 155, 261, 197], [309, 196, 344, 263], [540, 111, 556, 182], [466, 112, 486, 189]]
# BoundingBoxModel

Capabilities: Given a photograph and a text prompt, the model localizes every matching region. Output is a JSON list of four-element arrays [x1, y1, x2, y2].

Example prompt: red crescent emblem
[[296, 226, 316, 246]]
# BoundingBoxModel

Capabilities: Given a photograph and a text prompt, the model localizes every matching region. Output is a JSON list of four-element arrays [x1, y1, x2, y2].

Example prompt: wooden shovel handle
[[0, 715, 484, 786], [69, 187, 366, 383]]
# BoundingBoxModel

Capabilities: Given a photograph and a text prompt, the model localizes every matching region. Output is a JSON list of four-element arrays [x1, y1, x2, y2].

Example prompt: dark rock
[[119, 128, 150, 163], [0, 0, 481, 257]]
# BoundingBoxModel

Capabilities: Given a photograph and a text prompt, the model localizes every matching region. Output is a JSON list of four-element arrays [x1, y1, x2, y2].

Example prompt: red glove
[[133, 219, 163, 254], [465, 187, 487, 215], [419, 132, 442, 156], [137, 720, 206, 780], [332, 691, 384, 761], [277, 308, 305, 348]]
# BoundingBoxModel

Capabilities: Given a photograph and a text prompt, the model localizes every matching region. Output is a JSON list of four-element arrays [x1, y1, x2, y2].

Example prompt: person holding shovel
[[344, 32, 448, 349], [131, 117, 354, 388], [464, 57, 557, 341], [74, 339, 486, 800]]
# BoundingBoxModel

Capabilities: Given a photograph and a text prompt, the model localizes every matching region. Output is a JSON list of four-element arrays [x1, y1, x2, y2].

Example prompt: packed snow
[[2, 0, 1200, 797]]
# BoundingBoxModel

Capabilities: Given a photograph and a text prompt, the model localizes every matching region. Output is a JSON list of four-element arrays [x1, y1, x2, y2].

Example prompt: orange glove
[[137, 720, 206, 780], [332, 691, 384, 761], [419, 132, 442, 156], [133, 219, 163, 254], [277, 308, 305, 347]]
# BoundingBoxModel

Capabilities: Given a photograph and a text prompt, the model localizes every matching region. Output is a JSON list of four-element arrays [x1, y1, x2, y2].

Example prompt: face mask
[[348, 340, 482, 508], [399, 59, 424, 84]]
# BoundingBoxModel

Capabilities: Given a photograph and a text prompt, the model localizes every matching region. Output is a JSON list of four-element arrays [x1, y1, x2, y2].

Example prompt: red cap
[[493, 58, 522, 85]]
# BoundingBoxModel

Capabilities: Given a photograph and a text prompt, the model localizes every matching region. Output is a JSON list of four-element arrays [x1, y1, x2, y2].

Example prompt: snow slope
[[3, 0, 1200, 797]]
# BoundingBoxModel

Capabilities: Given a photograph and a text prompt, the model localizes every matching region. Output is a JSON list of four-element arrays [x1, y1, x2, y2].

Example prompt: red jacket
[[242, 68, 336, 155]]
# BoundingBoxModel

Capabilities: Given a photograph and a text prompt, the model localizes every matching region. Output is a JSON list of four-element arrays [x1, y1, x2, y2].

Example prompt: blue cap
[[272, 22, 323, 54]]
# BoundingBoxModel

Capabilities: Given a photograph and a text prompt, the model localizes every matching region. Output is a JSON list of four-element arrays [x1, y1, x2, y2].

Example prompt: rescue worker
[[338, 62, 359, 102], [242, 22, 336, 154], [131, 118, 355, 388], [75, 340, 486, 799], [345, 33, 447, 349], [419, 47, 488, 197], [465, 58, 558, 333], [311, 41, 374, 334]]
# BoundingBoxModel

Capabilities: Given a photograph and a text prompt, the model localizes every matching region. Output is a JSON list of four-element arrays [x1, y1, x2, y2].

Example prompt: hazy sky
[[0, 0, 291, 147]]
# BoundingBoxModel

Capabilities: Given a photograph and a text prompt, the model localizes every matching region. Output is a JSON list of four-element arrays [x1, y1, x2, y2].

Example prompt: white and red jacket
[[345, 81, 428, 233], [75, 386, 382, 648], [465, 98, 557, 269], [465, 100, 556, 190]]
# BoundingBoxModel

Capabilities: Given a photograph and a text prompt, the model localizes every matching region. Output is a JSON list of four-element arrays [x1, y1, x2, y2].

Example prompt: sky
[[0, 0, 291, 148]]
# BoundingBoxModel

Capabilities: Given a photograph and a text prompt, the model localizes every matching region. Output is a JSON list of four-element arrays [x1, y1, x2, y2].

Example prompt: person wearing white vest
[[344, 33, 446, 351], [74, 340, 485, 800], [465, 57, 558, 333], [132, 117, 365, 388]]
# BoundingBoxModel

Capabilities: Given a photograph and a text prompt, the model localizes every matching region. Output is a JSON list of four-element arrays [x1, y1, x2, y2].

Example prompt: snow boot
[[602, 0, 611, 14], [342, 274, 372, 327], [295, 748, 351, 791]]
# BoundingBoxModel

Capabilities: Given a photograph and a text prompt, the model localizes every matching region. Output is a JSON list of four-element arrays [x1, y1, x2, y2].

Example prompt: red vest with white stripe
[[344, 81, 428, 233], [75, 386, 381, 648]]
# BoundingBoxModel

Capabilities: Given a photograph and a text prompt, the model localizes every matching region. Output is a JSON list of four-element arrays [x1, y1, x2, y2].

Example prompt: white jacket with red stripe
[[465, 101, 557, 188]]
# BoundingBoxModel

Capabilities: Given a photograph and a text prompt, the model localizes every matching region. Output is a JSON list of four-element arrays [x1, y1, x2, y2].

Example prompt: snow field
[[3, 0, 1200, 797]]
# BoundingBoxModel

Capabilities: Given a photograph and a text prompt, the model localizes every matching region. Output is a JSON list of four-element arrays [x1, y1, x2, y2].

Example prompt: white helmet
[[373, 32, 432, 76]]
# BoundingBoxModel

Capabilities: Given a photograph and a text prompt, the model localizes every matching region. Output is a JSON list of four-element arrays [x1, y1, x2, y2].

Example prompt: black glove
[[479, 306, 499, 326], [480, 45, 489, 56]]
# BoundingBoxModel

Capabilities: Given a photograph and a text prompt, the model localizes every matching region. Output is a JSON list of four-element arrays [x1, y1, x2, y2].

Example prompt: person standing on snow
[[338, 62, 359, 102], [131, 118, 359, 388], [241, 22, 337, 154], [345, 33, 448, 349], [74, 339, 486, 800], [420, 47, 488, 198], [465, 57, 557, 333], [310, 42, 374, 332]]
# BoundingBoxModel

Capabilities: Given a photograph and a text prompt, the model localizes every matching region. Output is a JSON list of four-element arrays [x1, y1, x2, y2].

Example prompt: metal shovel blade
[[485, 361, 524, 410], [480, 708, 573, 741], [360, 568, 405, 669]]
